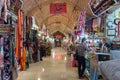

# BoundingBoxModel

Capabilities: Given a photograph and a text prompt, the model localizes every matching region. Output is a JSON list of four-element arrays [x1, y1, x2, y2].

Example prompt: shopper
[[100, 38, 109, 53], [39, 44, 46, 61], [75, 38, 87, 79]]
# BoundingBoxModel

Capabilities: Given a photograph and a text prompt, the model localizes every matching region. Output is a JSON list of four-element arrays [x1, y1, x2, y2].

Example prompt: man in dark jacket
[[76, 38, 87, 78]]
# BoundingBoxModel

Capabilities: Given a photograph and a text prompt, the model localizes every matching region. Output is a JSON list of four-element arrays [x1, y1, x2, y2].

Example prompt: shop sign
[[50, 3, 66, 14], [55, 35, 62, 39], [118, 21, 120, 37], [107, 29, 116, 36], [89, 0, 117, 16]]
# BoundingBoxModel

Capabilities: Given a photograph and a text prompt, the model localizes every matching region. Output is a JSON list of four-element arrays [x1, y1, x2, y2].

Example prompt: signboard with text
[[89, 0, 118, 16], [50, 3, 66, 14]]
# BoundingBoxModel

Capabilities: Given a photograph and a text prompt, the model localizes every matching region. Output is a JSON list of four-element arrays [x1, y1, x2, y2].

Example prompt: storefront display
[[0, 25, 18, 80]]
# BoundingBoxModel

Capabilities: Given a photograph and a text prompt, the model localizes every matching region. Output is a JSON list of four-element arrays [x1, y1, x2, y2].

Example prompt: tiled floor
[[17, 47, 88, 80]]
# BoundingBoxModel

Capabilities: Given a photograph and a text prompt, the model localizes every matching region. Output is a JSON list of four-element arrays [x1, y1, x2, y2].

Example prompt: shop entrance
[[52, 31, 65, 47]]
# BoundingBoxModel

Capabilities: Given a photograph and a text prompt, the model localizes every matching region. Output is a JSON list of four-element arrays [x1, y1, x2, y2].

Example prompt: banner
[[77, 9, 86, 35], [50, 3, 66, 14]]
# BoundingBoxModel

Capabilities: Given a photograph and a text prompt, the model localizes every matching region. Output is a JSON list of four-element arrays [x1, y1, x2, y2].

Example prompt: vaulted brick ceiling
[[22, 0, 92, 35]]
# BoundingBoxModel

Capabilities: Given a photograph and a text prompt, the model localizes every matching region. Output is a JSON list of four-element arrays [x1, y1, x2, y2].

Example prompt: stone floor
[[17, 47, 88, 80]]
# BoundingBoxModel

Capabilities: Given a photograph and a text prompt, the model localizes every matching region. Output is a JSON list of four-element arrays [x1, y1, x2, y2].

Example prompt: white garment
[[0, 0, 4, 15], [102, 44, 108, 53]]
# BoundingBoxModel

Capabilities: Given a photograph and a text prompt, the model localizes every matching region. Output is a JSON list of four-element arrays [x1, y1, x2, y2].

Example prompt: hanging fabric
[[15, 9, 22, 61], [20, 47, 26, 71], [3, 36, 11, 80], [77, 9, 86, 36], [0, 36, 4, 80], [9, 35, 18, 80], [0, 0, 4, 15], [3, 0, 7, 22], [26, 47, 29, 69]]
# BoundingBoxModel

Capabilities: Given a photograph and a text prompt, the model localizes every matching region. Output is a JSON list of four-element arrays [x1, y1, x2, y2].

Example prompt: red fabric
[[15, 9, 22, 60]]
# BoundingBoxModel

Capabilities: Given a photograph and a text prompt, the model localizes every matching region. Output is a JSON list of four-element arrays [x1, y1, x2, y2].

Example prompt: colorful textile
[[15, 9, 22, 60], [3, 36, 11, 80], [0, 36, 4, 80], [20, 48, 26, 70]]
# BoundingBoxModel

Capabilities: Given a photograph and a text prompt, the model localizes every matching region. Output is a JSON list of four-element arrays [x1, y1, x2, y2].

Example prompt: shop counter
[[85, 52, 111, 80], [110, 50, 120, 60]]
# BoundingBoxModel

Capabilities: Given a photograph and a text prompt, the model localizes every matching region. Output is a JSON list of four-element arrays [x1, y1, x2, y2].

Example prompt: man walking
[[76, 38, 87, 78]]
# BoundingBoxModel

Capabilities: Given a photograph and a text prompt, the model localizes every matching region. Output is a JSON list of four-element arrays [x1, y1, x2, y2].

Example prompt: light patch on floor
[[17, 47, 88, 80]]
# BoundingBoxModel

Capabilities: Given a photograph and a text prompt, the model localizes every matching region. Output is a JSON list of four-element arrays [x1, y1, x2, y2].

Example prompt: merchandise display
[[0, 25, 17, 80]]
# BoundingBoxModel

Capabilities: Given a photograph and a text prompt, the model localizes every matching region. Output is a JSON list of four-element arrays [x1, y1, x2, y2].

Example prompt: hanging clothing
[[3, 36, 11, 80], [20, 47, 26, 71], [15, 9, 22, 61], [0, 36, 4, 80], [26, 48, 29, 69], [28, 46, 33, 63], [3, 0, 7, 22]]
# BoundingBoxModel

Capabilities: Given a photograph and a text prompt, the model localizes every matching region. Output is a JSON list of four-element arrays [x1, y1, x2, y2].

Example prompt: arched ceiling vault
[[47, 23, 71, 36], [22, 0, 92, 35]]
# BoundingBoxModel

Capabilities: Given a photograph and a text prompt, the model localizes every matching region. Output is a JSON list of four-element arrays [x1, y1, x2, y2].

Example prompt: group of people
[[74, 38, 111, 79], [39, 42, 52, 61], [29, 41, 52, 63]]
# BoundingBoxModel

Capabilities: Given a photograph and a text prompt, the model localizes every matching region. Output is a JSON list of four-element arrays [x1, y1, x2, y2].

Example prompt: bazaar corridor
[[17, 47, 87, 80]]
